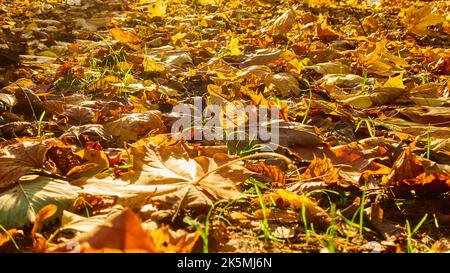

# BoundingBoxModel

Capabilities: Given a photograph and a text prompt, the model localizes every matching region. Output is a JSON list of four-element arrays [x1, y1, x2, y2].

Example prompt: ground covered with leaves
[[0, 0, 449, 253]]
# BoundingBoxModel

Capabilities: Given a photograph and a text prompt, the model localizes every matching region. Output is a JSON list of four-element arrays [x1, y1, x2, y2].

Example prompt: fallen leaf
[[0, 229, 21, 248], [31, 204, 58, 238], [79, 143, 255, 218], [224, 37, 243, 56], [106, 111, 166, 143], [266, 73, 301, 96], [147, 0, 167, 18], [341, 87, 404, 108], [143, 55, 166, 72], [272, 9, 296, 36], [48, 209, 157, 253], [301, 155, 340, 183], [0, 175, 80, 229], [149, 225, 200, 253], [403, 6, 445, 35], [0, 141, 51, 189], [383, 73, 405, 89], [273, 189, 330, 228], [384, 142, 450, 195], [109, 28, 142, 43], [245, 162, 286, 187]]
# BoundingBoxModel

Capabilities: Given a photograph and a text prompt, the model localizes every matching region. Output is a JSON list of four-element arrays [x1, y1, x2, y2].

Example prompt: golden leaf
[[150, 225, 200, 253], [403, 6, 445, 35]]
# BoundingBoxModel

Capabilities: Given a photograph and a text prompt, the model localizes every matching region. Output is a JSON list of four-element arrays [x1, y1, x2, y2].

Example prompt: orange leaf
[[301, 156, 340, 183], [32, 204, 58, 238], [48, 209, 157, 253]]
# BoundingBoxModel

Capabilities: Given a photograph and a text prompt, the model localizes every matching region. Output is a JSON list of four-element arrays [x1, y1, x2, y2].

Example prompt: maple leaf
[[149, 225, 200, 253]]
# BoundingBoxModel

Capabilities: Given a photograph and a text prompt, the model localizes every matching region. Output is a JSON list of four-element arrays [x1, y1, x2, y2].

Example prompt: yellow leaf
[[225, 37, 243, 56], [403, 6, 445, 35], [147, 0, 166, 18], [25, 22, 38, 32], [37, 50, 59, 58], [274, 189, 330, 227], [116, 61, 133, 72], [362, 39, 409, 76], [383, 73, 405, 89], [76, 148, 109, 169]]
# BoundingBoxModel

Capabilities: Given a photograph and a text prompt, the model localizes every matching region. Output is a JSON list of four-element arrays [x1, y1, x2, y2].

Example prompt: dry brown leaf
[[149, 225, 200, 253], [263, 120, 324, 147], [79, 143, 255, 217], [127, 143, 253, 211], [266, 73, 301, 97]]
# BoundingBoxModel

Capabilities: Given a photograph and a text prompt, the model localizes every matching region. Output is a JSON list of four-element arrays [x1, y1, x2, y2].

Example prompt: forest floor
[[0, 0, 449, 253]]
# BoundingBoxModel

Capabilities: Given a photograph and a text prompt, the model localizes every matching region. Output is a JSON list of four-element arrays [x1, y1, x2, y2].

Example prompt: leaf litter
[[0, 0, 449, 253]]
